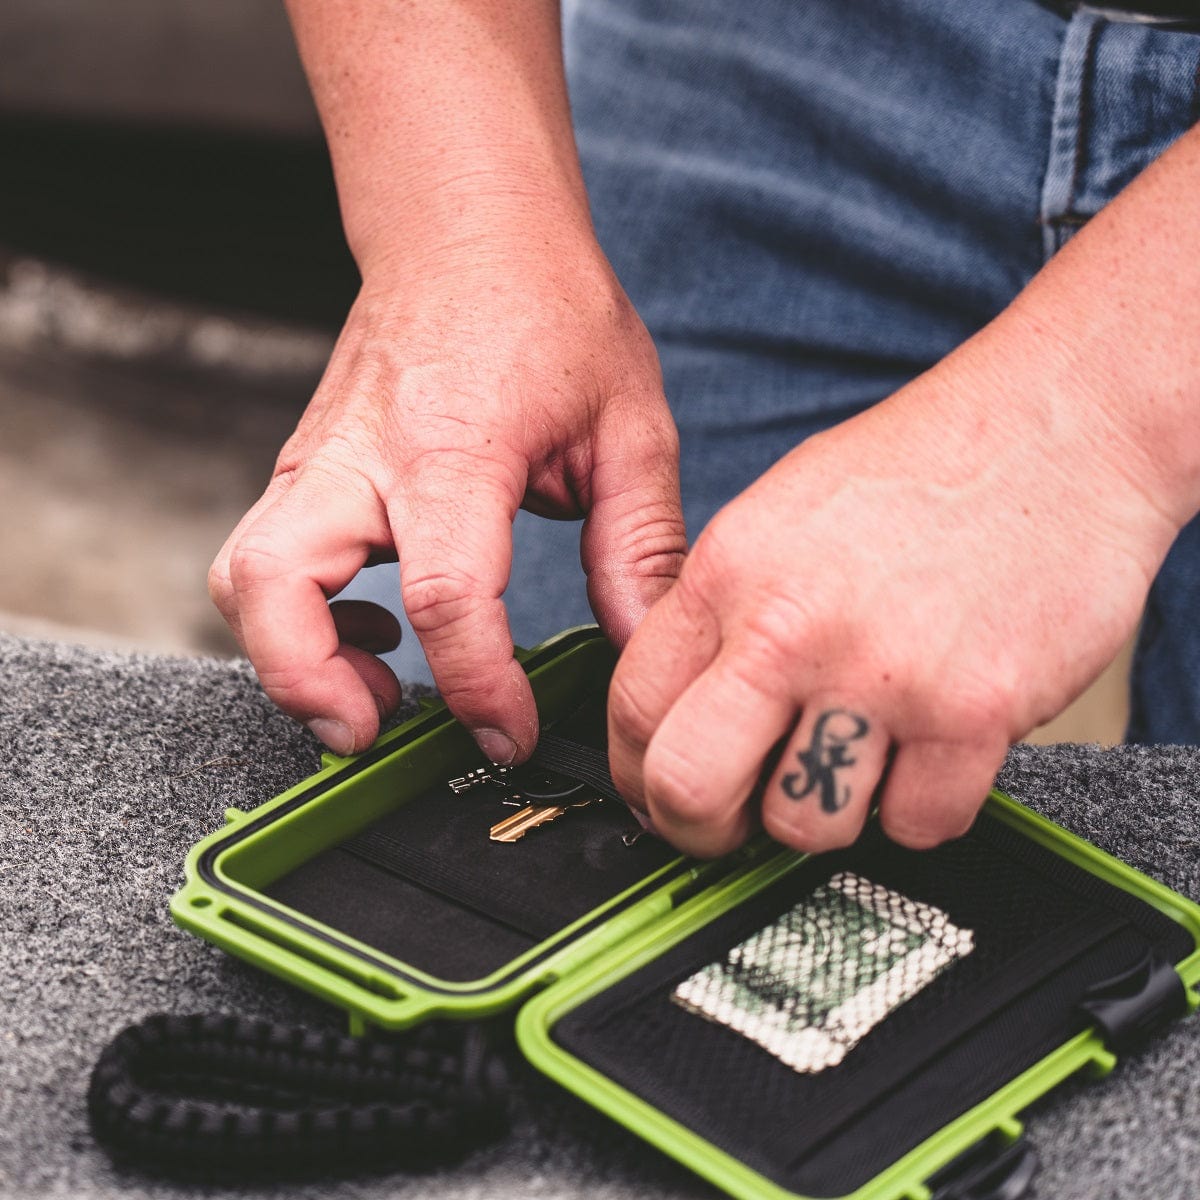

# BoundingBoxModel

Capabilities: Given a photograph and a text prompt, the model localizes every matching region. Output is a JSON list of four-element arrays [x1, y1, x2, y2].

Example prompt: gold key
[[489, 798, 595, 843]]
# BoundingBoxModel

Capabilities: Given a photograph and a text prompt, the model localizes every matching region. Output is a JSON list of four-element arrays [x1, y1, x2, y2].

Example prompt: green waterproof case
[[173, 626, 1200, 1200]]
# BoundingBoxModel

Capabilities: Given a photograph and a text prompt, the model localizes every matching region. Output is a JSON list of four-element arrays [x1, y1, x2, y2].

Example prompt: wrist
[[346, 154, 597, 280], [995, 294, 1200, 538], [350, 187, 623, 329], [986, 129, 1200, 534], [863, 313, 1185, 579]]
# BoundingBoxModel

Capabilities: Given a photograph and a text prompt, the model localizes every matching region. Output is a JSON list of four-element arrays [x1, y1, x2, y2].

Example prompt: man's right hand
[[209, 221, 685, 763]]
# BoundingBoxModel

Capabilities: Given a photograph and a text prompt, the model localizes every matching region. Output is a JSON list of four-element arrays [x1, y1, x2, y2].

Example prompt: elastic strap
[[531, 732, 621, 802], [88, 1013, 509, 1178]]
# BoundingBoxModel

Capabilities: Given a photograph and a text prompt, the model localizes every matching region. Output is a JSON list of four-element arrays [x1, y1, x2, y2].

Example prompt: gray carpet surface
[[1, 631, 1198, 1200]]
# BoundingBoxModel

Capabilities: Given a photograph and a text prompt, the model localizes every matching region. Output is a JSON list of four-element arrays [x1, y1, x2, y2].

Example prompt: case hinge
[[1077, 948, 1188, 1054], [925, 1132, 1039, 1200]]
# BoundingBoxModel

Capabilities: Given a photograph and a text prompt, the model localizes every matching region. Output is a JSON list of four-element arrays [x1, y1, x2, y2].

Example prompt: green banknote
[[672, 872, 973, 1073]]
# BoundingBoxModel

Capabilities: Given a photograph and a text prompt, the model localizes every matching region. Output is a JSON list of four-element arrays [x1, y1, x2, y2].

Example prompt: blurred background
[[0, 0, 1131, 742]]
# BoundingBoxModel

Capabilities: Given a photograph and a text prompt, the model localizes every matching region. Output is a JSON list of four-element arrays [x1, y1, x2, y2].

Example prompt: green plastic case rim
[[514, 789, 1200, 1200]]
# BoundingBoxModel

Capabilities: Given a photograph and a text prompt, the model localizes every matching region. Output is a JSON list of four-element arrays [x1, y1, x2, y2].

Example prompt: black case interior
[[265, 691, 676, 980], [551, 813, 1195, 1197]]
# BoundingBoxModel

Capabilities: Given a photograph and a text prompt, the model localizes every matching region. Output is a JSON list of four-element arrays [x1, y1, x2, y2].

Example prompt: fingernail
[[474, 728, 517, 765], [307, 718, 355, 756]]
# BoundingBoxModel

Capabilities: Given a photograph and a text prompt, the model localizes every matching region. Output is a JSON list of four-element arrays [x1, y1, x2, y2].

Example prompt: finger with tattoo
[[764, 702, 889, 852]]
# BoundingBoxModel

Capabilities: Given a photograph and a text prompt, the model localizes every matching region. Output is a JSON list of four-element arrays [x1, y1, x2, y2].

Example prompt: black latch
[[1078, 948, 1189, 1054], [926, 1132, 1039, 1200]]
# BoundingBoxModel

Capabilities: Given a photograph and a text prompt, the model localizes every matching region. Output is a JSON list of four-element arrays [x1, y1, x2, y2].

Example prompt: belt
[[1042, 1, 1200, 29]]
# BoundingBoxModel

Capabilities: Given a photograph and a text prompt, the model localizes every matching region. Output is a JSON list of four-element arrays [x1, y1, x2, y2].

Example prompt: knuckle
[[737, 592, 820, 664], [269, 451, 304, 486], [649, 414, 681, 466], [438, 672, 507, 718], [616, 507, 688, 575], [305, 450, 384, 511], [401, 568, 483, 635], [254, 665, 311, 713], [207, 558, 233, 606], [671, 535, 736, 619], [404, 440, 522, 500], [692, 499, 765, 566], [631, 405, 680, 467], [606, 671, 661, 750], [933, 669, 1021, 742], [689, 509, 737, 572], [588, 502, 687, 589], [763, 806, 859, 854], [641, 742, 715, 825], [636, 514, 688, 569], [668, 571, 720, 635], [227, 534, 291, 592]]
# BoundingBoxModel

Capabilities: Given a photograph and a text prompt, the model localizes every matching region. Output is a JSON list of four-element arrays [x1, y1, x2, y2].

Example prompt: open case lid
[[516, 793, 1200, 1200], [171, 626, 711, 1030]]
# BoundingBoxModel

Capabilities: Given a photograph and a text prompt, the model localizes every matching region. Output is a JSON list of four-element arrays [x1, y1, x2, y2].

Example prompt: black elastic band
[[343, 827, 563, 940], [88, 1013, 509, 1178], [530, 732, 621, 802]]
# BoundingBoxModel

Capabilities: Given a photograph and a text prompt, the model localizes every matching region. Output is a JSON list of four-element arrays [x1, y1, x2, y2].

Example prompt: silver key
[[448, 764, 513, 794]]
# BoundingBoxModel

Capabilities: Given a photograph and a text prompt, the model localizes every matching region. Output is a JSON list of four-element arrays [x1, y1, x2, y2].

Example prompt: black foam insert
[[551, 813, 1196, 1197], [264, 692, 677, 981]]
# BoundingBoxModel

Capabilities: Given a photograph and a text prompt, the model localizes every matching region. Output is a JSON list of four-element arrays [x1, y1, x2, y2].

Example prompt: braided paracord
[[88, 1013, 509, 1178]]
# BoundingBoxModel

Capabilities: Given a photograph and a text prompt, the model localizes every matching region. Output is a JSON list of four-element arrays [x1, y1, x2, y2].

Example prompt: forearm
[[929, 125, 1200, 533], [284, 0, 590, 271]]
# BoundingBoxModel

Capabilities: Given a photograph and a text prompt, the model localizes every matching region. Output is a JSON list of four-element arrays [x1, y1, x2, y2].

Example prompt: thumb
[[581, 406, 688, 647]]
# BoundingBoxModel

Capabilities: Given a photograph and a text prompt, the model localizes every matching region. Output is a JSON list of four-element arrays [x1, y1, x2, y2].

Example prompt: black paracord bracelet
[[88, 1013, 510, 1179]]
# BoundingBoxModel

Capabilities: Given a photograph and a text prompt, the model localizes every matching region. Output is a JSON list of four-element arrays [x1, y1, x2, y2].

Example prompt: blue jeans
[[365, 0, 1200, 742]]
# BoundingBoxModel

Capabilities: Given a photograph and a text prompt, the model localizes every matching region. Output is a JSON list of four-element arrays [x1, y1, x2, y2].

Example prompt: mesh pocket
[[672, 872, 974, 1073]]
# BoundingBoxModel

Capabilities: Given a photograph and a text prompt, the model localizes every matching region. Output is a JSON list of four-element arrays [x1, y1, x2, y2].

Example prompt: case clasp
[[926, 1132, 1039, 1200], [1078, 948, 1188, 1054]]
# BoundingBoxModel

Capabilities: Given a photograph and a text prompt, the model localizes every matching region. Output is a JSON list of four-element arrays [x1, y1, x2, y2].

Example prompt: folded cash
[[672, 872, 974, 1074]]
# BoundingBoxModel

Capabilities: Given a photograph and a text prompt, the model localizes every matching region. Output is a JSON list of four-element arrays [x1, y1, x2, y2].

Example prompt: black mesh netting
[[552, 812, 1195, 1197]]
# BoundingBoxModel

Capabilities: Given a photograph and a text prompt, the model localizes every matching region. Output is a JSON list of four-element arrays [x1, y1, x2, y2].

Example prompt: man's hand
[[608, 328, 1184, 858], [609, 123, 1200, 858], [207, 0, 684, 761], [209, 239, 683, 761]]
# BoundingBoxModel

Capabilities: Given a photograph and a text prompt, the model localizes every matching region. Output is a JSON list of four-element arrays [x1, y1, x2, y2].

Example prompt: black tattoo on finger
[[781, 709, 870, 814]]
